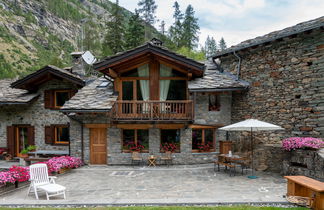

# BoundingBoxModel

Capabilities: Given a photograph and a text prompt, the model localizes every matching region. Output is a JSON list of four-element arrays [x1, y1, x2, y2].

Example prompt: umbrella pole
[[248, 127, 257, 179]]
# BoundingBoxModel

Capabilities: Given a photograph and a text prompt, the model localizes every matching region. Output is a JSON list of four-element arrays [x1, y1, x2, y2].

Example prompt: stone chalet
[[0, 17, 323, 169]]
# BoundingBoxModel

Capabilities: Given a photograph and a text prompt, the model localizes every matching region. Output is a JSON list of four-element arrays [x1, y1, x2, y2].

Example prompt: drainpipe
[[233, 51, 242, 80]]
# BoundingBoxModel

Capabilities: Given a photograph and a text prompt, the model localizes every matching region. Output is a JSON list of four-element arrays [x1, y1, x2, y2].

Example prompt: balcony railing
[[111, 100, 194, 121]]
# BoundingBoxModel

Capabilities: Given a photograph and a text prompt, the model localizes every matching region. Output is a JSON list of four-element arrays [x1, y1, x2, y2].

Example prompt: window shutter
[[6, 126, 15, 156], [27, 126, 35, 146], [70, 89, 78, 98], [45, 126, 54, 144], [44, 90, 54, 109]]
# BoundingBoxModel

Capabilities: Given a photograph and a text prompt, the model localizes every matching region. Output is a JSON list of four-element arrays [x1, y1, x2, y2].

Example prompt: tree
[[219, 37, 227, 51], [137, 0, 157, 40], [169, 1, 183, 48], [102, 0, 125, 56], [205, 35, 217, 58], [159, 20, 166, 35], [181, 4, 200, 50], [125, 9, 145, 49], [176, 46, 205, 61]]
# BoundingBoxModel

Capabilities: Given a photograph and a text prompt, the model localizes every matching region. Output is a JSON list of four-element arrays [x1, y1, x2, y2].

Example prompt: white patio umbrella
[[219, 119, 284, 179]]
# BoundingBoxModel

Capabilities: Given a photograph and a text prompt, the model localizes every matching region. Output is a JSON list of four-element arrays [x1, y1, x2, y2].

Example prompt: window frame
[[54, 125, 69, 145], [54, 90, 71, 108], [192, 127, 216, 153], [122, 129, 149, 153], [160, 129, 181, 153]]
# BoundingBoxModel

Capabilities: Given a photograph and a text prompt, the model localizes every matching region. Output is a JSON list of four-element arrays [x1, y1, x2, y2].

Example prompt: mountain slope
[[0, 0, 135, 79]]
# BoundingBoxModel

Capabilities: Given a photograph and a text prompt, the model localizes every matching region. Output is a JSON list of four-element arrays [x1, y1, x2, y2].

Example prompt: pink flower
[[282, 137, 324, 151]]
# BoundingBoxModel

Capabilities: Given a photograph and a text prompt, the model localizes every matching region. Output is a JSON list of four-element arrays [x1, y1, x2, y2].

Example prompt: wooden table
[[215, 154, 247, 176], [285, 176, 324, 210], [148, 156, 157, 167]]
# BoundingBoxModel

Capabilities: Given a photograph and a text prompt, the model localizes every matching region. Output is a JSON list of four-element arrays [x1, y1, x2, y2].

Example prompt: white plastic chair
[[27, 163, 66, 200]]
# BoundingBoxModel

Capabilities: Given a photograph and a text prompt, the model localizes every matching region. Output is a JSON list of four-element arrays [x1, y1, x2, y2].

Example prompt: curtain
[[138, 64, 149, 101], [159, 64, 172, 101]]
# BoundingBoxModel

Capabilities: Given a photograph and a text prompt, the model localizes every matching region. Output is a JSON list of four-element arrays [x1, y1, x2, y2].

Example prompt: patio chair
[[27, 163, 66, 200], [161, 151, 172, 167], [131, 152, 142, 166]]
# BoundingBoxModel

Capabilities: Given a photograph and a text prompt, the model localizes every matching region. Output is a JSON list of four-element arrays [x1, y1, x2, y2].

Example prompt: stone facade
[[217, 28, 324, 172], [68, 92, 232, 165], [0, 79, 79, 151]]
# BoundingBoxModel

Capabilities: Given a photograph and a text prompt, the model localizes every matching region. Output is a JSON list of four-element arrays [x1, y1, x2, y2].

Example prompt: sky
[[118, 0, 324, 49]]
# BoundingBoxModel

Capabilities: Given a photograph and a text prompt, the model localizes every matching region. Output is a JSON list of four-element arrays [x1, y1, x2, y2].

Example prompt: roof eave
[[189, 87, 248, 92], [60, 109, 111, 113]]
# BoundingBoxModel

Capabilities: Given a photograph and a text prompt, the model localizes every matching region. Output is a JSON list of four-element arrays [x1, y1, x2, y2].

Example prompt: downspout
[[233, 51, 242, 80]]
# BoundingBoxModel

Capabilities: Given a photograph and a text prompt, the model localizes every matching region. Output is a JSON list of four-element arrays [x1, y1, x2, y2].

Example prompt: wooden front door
[[90, 128, 107, 164]]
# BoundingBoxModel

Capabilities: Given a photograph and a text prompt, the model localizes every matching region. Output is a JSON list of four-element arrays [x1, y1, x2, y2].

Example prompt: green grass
[[0, 206, 307, 210]]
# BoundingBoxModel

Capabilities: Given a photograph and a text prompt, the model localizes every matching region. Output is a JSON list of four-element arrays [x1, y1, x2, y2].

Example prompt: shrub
[[282, 137, 324, 151], [46, 156, 83, 173], [9, 166, 30, 182], [0, 171, 16, 185]]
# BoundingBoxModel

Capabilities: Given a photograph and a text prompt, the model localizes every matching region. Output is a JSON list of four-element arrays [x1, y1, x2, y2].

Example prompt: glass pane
[[122, 81, 133, 100], [136, 80, 143, 100], [192, 129, 202, 150], [123, 130, 135, 150], [167, 80, 186, 100], [18, 127, 29, 152], [205, 129, 214, 150], [120, 68, 138, 77], [56, 127, 69, 142], [160, 129, 180, 152], [137, 129, 149, 151], [56, 91, 70, 107]]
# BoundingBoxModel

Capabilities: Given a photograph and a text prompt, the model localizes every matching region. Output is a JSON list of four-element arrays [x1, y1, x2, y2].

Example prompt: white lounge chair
[[27, 163, 66, 200]]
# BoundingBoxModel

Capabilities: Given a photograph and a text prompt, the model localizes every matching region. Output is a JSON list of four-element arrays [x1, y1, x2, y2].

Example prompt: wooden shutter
[[27, 126, 35, 146], [45, 126, 54, 144], [6, 126, 15, 156], [70, 89, 78, 98], [44, 90, 54, 109]]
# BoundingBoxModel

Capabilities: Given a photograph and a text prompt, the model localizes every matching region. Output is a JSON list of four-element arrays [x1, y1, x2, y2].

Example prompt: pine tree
[[159, 20, 166, 35], [125, 9, 145, 49], [205, 35, 217, 58], [219, 37, 227, 51], [137, 0, 157, 40], [102, 0, 125, 56], [181, 4, 200, 50], [169, 1, 183, 48]]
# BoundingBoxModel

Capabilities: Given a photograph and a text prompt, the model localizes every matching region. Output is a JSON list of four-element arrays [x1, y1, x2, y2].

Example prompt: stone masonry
[[0, 79, 79, 151], [218, 28, 324, 172]]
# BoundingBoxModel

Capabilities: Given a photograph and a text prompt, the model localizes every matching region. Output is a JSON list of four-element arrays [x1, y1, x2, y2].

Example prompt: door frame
[[89, 127, 108, 165]]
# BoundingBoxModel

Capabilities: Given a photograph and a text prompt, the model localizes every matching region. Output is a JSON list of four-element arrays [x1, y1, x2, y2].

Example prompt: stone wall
[[0, 79, 79, 151], [283, 149, 324, 181], [217, 28, 324, 172]]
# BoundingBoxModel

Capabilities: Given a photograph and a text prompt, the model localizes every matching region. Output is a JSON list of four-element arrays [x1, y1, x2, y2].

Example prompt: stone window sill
[[192, 152, 219, 155]]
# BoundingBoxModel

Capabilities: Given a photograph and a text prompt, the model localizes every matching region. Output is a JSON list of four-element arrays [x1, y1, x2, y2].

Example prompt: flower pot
[[58, 168, 70, 174], [18, 154, 28, 158]]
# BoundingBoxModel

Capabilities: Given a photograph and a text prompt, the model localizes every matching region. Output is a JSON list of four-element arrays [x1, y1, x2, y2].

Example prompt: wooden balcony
[[111, 100, 194, 121]]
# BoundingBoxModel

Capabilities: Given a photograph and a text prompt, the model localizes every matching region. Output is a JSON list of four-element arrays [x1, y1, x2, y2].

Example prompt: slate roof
[[61, 77, 117, 112], [213, 16, 324, 58], [94, 41, 205, 75], [0, 79, 39, 104], [189, 60, 249, 91], [11, 65, 85, 90]]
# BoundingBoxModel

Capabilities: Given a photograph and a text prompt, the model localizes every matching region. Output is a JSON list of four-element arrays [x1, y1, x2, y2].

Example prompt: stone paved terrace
[[0, 164, 288, 205]]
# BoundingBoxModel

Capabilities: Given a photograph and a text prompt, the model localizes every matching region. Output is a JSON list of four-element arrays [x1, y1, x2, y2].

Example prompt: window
[[160, 129, 180, 153], [122, 129, 149, 152], [44, 89, 76, 109], [192, 128, 215, 152], [45, 125, 69, 145], [55, 125, 69, 144], [54, 90, 70, 108], [209, 94, 221, 111]]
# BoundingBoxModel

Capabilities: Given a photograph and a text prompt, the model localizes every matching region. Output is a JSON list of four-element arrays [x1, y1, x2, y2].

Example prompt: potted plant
[[19, 145, 37, 158]]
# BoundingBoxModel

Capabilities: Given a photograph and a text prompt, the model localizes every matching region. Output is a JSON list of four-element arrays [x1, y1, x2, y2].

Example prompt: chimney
[[70, 51, 86, 76]]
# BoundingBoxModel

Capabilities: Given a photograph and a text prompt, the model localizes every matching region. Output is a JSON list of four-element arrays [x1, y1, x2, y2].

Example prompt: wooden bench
[[214, 161, 236, 176], [285, 176, 324, 210], [24, 157, 50, 166]]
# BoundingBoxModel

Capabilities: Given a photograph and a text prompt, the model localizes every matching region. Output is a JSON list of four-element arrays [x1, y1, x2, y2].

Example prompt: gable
[[93, 42, 205, 78], [11, 65, 85, 91]]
